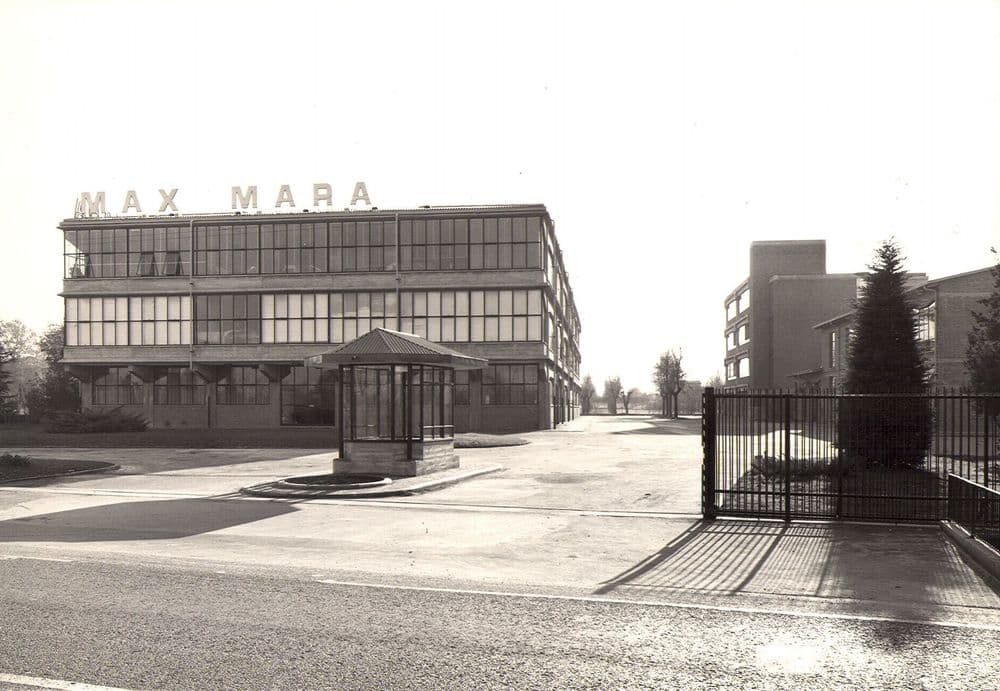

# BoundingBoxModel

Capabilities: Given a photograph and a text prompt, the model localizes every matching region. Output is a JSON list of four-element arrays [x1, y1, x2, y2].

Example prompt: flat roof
[[60, 203, 551, 228]]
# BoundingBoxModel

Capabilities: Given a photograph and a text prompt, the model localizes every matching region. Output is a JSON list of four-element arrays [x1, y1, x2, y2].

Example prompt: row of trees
[[0, 321, 79, 421], [577, 350, 692, 418]]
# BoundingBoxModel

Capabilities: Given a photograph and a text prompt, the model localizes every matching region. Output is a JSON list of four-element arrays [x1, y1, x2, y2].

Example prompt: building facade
[[723, 240, 861, 389], [809, 266, 993, 389], [60, 204, 581, 434]]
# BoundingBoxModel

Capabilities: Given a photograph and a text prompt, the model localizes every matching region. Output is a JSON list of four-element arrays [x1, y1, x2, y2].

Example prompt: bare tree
[[618, 386, 639, 415], [653, 349, 685, 419]]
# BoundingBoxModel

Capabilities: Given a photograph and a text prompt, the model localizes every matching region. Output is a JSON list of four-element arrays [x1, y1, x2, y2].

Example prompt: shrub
[[42, 407, 148, 433], [0, 453, 31, 466]]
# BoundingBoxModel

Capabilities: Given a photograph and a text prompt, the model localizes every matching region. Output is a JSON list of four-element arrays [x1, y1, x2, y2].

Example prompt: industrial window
[[483, 364, 539, 406], [399, 216, 541, 272], [152, 367, 205, 405], [92, 366, 142, 405], [196, 224, 260, 275], [195, 294, 261, 345], [737, 357, 750, 379], [739, 324, 749, 343], [327, 220, 395, 273], [915, 303, 936, 341], [217, 366, 270, 405], [64, 228, 128, 279], [329, 291, 397, 343], [128, 227, 189, 278], [725, 300, 737, 321], [400, 289, 542, 344], [281, 366, 336, 425], [65, 295, 189, 346], [261, 293, 330, 343], [726, 361, 736, 380], [737, 289, 750, 314]]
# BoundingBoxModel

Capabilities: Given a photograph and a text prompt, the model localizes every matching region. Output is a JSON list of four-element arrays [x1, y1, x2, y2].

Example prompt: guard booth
[[307, 328, 487, 477]]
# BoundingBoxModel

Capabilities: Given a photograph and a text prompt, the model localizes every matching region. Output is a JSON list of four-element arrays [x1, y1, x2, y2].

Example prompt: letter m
[[231, 185, 258, 210], [76, 191, 106, 217]]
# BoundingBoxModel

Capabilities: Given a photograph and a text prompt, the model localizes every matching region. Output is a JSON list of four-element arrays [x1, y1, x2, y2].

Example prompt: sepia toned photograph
[[0, 1, 999, 688]]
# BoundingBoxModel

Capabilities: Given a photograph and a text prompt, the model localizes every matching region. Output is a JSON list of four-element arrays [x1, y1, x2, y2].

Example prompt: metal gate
[[702, 388, 998, 522]]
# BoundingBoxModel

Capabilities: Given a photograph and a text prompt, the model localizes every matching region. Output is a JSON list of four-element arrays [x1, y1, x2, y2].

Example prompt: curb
[[240, 464, 504, 499], [940, 520, 1000, 585], [0, 462, 121, 485]]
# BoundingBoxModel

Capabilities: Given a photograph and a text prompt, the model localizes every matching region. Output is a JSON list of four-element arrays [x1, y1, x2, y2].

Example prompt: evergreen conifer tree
[[840, 240, 930, 469]]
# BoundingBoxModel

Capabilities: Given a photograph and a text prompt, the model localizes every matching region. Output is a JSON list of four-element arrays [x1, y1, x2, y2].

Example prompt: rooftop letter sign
[[73, 182, 373, 218]]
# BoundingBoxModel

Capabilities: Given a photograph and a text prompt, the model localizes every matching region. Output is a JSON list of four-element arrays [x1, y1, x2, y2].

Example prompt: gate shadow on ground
[[0, 495, 298, 542], [611, 417, 701, 435], [594, 519, 991, 648]]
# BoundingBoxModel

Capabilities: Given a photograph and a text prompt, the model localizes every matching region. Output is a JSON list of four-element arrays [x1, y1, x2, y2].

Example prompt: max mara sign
[[74, 181, 373, 218]]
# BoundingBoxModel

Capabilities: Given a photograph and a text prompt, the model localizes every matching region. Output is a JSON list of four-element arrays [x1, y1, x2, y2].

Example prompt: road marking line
[[0, 672, 135, 690], [0, 555, 74, 563], [314, 579, 1000, 632]]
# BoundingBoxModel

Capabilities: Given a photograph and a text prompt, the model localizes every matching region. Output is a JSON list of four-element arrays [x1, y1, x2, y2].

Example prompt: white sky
[[1, 0, 998, 390]]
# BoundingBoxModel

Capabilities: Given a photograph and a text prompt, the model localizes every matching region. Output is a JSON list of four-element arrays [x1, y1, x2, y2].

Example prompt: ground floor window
[[483, 364, 538, 405], [93, 366, 142, 405], [218, 366, 270, 405], [152, 367, 206, 405], [281, 366, 336, 425]]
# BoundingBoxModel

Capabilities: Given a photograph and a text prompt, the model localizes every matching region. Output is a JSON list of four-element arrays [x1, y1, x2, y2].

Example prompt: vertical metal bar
[[985, 397, 991, 488], [702, 387, 717, 520], [406, 366, 413, 461], [390, 365, 396, 440], [784, 393, 792, 522], [419, 365, 425, 442], [439, 368, 445, 439], [338, 365, 345, 460]]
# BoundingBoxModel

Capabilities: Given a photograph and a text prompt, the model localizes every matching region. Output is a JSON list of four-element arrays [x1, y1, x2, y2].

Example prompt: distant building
[[723, 240, 869, 390], [808, 266, 993, 389], [59, 204, 581, 434]]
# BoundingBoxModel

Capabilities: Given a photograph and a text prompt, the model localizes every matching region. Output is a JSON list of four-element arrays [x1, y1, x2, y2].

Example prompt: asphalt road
[[1, 556, 998, 690]]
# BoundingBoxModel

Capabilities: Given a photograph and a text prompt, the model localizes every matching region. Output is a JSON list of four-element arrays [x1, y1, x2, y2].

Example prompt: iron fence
[[947, 474, 1000, 550], [702, 388, 999, 522]]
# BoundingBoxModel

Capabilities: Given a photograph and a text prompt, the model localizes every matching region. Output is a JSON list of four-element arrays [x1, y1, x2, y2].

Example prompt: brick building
[[810, 266, 993, 389], [723, 240, 863, 389], [59, 204, 581, 434]]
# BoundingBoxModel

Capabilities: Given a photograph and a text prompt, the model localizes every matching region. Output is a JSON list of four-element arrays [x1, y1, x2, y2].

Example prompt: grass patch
[[455, 433, 529, 448], [0, 424, 337, 449]]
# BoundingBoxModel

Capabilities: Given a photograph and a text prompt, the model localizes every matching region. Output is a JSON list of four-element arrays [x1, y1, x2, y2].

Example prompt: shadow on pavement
[[0, 496, 297, 542], [594, 519, 986, 647], [611, 418, 701, 435]]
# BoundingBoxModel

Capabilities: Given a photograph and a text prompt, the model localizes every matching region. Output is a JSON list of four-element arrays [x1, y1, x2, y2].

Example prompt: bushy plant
[[0, 453, 31, 466], [42, 407, 148, 433]]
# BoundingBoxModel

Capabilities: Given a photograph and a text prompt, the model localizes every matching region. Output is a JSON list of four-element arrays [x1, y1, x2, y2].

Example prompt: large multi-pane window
[[65, 296, 190, 346], [399, 290, 543, 343], [330, 292, 397, 343], [152, 367, 206, 405], [65, 227, 192, 279], [195, 294, 261, 345], [196, 225, 260, 275], [482, 364, 539, 405], [281, 366, 336, 425], [399, 217, 542, 272], [328, 220, 395, 273], [217, 366, 270, 405], [92, 367, 142, 405], [262, 293, 331, 343], [915, 303, 936, 341]]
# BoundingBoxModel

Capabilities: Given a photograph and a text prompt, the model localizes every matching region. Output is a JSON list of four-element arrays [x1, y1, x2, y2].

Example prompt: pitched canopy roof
[[306, 328, 488, 370]]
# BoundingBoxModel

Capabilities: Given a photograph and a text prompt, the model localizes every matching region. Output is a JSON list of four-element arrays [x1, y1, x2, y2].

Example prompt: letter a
[[313, 183, 333, 207], [350, 181, 371, 206], [232, 186, 258, 210], [275, 184, 295, 208], [158, 188, 179, 212], [122, 190, 142, 213]]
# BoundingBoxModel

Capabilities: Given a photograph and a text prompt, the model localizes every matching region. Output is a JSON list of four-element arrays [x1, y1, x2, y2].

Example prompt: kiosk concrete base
[[336, 438, 460, 477]]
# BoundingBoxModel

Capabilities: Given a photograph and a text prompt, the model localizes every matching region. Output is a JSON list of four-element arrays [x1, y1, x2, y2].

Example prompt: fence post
[[985, 404, 991, 489], [702, 387, 717, 520], [784, 393, 792, 523]]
